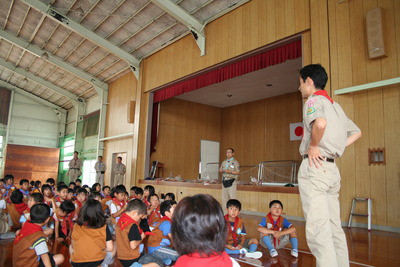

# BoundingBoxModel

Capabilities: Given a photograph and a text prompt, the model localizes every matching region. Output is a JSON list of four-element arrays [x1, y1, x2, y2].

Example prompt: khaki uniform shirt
[[300, 94, 360, 158], [95, 161, 107, 172], [220, 158, 240, 180], [68, 158, 82, 170], [114, 163, 126, 175]]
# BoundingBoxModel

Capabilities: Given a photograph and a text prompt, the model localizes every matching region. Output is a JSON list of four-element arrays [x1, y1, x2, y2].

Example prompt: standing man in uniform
[[113, 156, 126, 187], [94, 156, 106, 186], [298, 64, 361, 267], [68, 151, 82, 183], [219, 148, 240, 208]]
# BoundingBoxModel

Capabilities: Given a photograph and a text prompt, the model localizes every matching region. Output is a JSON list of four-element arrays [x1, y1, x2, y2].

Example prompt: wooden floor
[[1, 214, 399, 267]]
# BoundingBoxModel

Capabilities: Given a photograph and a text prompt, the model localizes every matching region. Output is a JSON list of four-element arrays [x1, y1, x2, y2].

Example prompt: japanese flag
[[290, 123, 303, 141]]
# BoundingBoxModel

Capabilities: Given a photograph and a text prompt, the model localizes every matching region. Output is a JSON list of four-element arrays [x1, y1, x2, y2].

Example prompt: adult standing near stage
[[94, 156, 106, 186], [68, 151, 82, 183], [113, 156, 126, 186], [298, 64, 361, 267], [219, 148, 240, 208]]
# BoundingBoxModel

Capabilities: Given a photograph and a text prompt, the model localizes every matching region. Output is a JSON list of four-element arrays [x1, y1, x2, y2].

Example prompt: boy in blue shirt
[[258, 200, 298, 258]]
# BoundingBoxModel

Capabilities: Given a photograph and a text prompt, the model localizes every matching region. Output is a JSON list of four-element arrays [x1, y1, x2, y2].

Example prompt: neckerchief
[[112, 198, 126, 208], [58, 211, 75, 236], [20, 189, 30, 196], [14, 221, 42, 244], [148, 206, 161, 225], [75, 200, 83, 209], [224, 214, 239, 246], [15, 202, 28, 215], [225, 157, 234, 170], [266, 213, 284, 247], [143, 197, 150, 207], [118, 213, 142, 233], [55, 196, 63, 203], [313, 90, 334, 104]]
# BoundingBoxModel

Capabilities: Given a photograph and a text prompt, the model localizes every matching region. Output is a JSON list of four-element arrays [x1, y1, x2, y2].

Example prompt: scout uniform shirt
[[114, 163, 126, 175], [95, 161, 107, 173], [220, 158, 240, 180], [300, 93, 360, 158]]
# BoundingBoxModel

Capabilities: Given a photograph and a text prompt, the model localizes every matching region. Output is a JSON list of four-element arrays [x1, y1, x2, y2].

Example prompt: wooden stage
[[1, 214, 399, 267]]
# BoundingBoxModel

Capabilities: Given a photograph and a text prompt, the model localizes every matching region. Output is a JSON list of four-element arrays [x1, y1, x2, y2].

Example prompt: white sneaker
[[245, 251, 263, 259], [238, 248, 248, 254], [291, 249, 298, 258], [269, 249, 278, 257]]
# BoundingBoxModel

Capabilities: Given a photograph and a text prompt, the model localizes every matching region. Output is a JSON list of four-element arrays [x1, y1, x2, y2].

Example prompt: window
[[82, 159, 96, 186]]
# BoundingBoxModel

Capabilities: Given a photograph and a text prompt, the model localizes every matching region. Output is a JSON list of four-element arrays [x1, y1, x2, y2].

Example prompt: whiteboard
[[200, 140, 220, 180]]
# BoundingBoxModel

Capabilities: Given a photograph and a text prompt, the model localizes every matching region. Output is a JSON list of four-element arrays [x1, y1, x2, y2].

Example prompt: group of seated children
[[0, 174, 299, 266]]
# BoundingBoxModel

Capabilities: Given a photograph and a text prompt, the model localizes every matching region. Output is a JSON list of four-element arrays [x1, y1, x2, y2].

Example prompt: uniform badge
[[307, 107, 315, 115]]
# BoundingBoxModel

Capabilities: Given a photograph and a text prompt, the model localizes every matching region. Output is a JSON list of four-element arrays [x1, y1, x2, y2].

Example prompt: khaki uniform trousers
[[222, 179, 237, 208], [96, 173, 105, 186], [68, 169, 81, 183], [114, 174, 124, 186], [298, 158, 349, 267]]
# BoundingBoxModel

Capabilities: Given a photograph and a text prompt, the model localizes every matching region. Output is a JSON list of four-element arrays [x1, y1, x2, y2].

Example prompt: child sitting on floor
[[172, 194, 240, 267], [55, 184, 68, 207], [53, 200, 76, 242], [6, 190, 27, 228], [147, 193, 161, 228], [224, 199, 262, 259], [257, 200, 298, 258], [13, 203, 64, 266], [19, 179, 30, 200]]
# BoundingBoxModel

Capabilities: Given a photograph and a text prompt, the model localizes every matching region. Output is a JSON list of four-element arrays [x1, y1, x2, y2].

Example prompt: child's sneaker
[[238, 248, 248, 254], [291, 249, 298, 258], [245, 251, 263, 259], [269, 248, 278, 257]]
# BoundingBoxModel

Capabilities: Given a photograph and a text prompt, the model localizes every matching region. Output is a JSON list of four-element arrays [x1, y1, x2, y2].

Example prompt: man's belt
[[96, 171, 105, 174], [70, 168, 80, 170], [303, 154, 335, 163]]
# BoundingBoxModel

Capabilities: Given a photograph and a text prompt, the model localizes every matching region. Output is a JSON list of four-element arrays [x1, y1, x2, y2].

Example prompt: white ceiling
[[176, 57, 303, 108]]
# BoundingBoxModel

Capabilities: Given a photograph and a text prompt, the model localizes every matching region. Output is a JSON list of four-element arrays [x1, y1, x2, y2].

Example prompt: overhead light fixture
[[41, 52, 49, 60]]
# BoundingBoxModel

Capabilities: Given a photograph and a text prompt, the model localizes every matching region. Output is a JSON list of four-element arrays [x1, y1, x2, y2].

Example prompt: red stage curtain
[[153, 39, 301, 103]]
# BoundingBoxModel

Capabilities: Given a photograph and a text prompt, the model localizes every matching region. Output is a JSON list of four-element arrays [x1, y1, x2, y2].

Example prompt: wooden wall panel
[[142, 0, 310, 93], [4, 144, 59, 184], [150, 98, 221, 180], [220, 92, 303, 166]]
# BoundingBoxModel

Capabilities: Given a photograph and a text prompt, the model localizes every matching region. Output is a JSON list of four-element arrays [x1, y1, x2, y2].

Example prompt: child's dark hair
[[41, 184, 51, 192], [269, 200, 283, 209], [102, 185, 110, 191], [46, 178, 55, 185], [34, 180, 41, 188], [126, 199, 146, 215], [299, 64, 328, 90], [91, 183, 101, 192], [30, 181, 35, 186], [172, 194, 227, 256], [68, 188, 74, 195], [19, 179, 29, 186], [88, 191, 102, 200], [10, 190, 23, 204], [149, 193, 159, 201], [144, 185, 155, 195], [165, 192, 175, 201], [76, 188, 88, 196], [60, 200, 76, 214], [30, 193, 44, 203], [114, 185, 127, 194], [134, 187, 143, 196], [0, 178, 5, 184], [4, 174, 14, 181], [130, 186, 138, 191], [160, 200, 177, 217], [30, 203, 50, 223], [75, 179, 82, 184], [76, 199, 106, 228], [226, 199, 241, 210], [57, 184, 68, 192], [69, 182, 76, 187]]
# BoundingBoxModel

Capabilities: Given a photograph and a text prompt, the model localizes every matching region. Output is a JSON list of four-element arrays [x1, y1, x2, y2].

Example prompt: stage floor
[[1, 214, 399, 267]]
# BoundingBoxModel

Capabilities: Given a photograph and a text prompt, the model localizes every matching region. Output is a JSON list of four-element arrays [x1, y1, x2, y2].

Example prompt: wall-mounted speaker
[[127, 101, 135, 123], [366, 7, 386, 60]]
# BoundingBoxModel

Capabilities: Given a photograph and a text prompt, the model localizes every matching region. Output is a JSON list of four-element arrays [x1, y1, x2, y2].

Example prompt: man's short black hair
[[126, 199, 146, 215], [299, 64, 328, 90], [60, 200, 76, 214], [227, 148, 235, 153], [269, 200, 283, 209], [20, 179, 29, 186], [226, 199, 241, 210], [46, 178, 55, 184], [10, 190, 23, 204], [57, 184, 68, 192], [117, 156, 122, 160], [75, 179, 82, 183], [134, 187, 144, 196], [4, 174, 14, 181], [160, 200, 177, 217], [30, 193, 44, 203], [30, 203, 50, 223], [74, 151, 79, 154]]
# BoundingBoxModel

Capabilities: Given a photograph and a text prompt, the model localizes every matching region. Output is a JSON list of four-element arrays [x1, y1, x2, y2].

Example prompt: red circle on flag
[[295, 126, 303, 136]]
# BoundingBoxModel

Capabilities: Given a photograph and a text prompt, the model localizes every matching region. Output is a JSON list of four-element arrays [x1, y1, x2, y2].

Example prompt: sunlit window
[[82, 159, 96, 186]]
